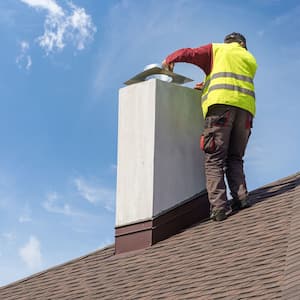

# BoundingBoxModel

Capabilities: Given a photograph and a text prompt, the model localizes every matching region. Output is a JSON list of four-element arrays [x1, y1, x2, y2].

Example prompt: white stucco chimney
[[115, 78, 209, 254]]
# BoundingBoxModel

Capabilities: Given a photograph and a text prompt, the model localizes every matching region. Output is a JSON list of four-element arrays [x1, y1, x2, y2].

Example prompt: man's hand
[[194, 82, 204, 90], [162, 60, 174, 72]]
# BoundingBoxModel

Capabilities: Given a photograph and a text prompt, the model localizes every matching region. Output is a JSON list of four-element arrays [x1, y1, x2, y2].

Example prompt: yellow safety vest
[[201, 42, 257, 118]]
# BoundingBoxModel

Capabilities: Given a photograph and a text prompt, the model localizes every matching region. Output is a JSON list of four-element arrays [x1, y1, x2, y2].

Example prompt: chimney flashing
[[115, 191, 209, 254]]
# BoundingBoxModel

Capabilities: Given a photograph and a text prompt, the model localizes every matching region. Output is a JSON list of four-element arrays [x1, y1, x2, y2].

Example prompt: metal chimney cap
[[144, 63, 161, 70], [124, 65, 193, 86], [144, 63, 173, 83]]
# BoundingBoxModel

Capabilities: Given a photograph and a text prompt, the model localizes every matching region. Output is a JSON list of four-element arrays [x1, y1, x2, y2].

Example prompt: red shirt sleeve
[[165, 43, 213, 76]]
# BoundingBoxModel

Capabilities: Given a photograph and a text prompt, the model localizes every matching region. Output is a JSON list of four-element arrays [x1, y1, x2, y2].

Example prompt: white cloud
[[20, 0, 64, 15], [74, 178, 115, 212], [20, 0, 96, 54], [21, 40, 29, 51], [43, 192, 82, 216], [16, 40, 32, 70], [2, 232, 16, 241], [19, 204, 32, 223], [67, 2, 96, 51], [19, 236, 42, 269]]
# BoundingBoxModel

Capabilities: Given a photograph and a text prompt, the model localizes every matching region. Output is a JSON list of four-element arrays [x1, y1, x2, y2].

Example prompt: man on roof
[[162, 32, 257, 221]]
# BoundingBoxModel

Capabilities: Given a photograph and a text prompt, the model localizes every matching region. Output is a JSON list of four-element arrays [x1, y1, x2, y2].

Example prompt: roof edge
[[0, 244, 114, 290]]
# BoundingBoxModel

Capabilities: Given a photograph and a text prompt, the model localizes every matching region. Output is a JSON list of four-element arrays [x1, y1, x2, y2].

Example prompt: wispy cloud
[[19, 235, 42, 269], [256, 5, 300, 45], [272, 5, 300, 26], [20, 0, 96, 54], [92, 0, 206, 96], [74, 178, 115, 212], [2, 232, 16, 242], [16, 40, 32, 70], [19, 204, 32, 223], [20, 0, 64, 15], [42, 192, 83, 216]]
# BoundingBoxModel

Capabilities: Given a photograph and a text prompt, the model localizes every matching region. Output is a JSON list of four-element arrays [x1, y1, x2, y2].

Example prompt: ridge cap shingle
[[250, 171, 300, 193]]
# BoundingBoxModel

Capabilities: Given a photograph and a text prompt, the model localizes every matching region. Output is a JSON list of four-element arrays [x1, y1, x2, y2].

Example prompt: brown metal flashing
[[115, 220, 153, 254], [115, 220, 153, 237], [115, 192, 210, 254], [115, 227, 152, 254], [152, 192, 210, 243]]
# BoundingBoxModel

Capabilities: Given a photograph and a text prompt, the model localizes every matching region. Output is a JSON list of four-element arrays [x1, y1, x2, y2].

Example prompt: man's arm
[[163, 44, 213, 76]]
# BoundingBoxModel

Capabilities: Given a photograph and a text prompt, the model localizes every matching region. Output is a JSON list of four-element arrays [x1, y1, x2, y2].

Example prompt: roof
[[1, 172, 300, 299]]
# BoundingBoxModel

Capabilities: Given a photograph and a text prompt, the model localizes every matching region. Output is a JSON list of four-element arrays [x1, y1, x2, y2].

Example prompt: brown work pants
[[201, 104, 252, 211]]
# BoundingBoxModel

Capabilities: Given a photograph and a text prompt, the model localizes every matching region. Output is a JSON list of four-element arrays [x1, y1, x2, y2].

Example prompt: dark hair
[[224, 32, 247, 49]]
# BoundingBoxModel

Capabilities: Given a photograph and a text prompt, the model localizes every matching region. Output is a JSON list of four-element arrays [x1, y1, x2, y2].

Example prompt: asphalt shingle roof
[[1, 172, 300, 299]]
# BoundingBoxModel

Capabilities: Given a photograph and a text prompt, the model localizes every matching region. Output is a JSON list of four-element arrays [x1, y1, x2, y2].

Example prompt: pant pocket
[[200, 130, 216, 154]]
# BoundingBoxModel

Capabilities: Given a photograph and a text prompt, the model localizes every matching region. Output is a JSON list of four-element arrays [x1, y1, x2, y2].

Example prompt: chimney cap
[[124, 65, 193, 86]]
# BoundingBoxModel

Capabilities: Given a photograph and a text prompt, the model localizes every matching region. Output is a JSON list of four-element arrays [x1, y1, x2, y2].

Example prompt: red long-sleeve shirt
[[165, 43, 213, 76]]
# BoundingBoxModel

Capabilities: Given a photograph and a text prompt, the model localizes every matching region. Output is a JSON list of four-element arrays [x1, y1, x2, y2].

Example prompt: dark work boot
[[210, 206, 232, 221], [231, 199, 241, 212], [240, 198, 251, 209], [211, 209, 227, 221], [231, 198, 251, 211]]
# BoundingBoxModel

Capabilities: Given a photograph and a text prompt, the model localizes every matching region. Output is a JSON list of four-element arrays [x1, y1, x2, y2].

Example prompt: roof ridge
[[249, 171, 300, 195]]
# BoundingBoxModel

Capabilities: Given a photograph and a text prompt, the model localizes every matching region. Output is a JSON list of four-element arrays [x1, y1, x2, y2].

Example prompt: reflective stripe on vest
[[203, 72, 254, 90], [202, 71, 255, 102]]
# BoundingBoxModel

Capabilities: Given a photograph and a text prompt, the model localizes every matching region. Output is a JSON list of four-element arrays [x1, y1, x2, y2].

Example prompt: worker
[[162, 32, 257, 221]]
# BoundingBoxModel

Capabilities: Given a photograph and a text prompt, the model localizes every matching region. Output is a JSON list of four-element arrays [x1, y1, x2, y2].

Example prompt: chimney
[[115, 71, 209, 254]]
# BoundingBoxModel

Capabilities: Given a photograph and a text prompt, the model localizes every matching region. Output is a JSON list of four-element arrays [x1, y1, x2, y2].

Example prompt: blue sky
[[0, 0, 299, 286]]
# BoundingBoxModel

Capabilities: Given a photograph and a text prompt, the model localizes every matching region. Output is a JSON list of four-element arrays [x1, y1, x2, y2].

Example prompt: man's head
[[224, 32, 247, 49]]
